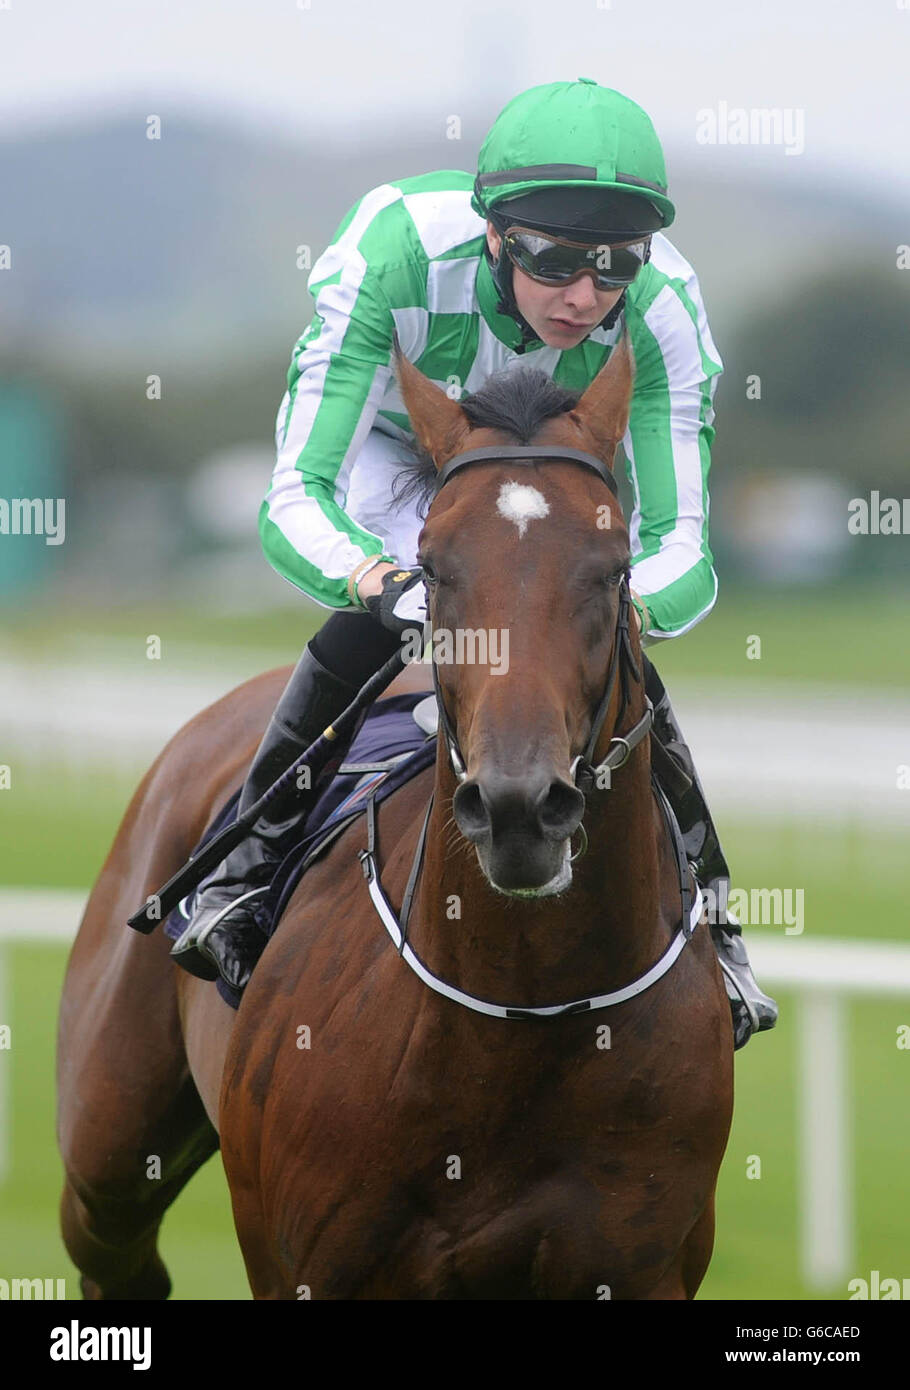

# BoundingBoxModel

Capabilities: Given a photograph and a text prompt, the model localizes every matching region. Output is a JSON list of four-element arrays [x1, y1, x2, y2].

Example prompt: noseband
[[427, 444, 654, 794]]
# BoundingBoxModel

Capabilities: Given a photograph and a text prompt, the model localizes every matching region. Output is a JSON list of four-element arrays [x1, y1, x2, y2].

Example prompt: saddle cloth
[[163, 691, 437, 1009]]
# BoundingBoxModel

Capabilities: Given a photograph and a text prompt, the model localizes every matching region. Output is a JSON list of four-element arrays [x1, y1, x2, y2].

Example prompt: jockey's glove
[[364, 566, 428, 637]]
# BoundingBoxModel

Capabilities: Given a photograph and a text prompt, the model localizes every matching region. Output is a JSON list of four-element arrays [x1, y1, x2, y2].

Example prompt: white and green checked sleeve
[[259, 188, 407, 608], [623, 236, 723, 641]]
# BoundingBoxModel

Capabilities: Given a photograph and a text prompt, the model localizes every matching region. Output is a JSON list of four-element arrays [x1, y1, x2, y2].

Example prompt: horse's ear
[[392, 333, 472, 467], [569, 332, 635, 460]]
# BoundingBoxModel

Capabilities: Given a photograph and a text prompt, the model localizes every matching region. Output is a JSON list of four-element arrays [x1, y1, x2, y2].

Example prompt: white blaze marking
[[496, 481, 549, 537]]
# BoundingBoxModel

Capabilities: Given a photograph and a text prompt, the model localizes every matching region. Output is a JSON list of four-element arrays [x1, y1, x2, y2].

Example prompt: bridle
[[355, 442, 700, 1020], [428, 445, 654, 798]]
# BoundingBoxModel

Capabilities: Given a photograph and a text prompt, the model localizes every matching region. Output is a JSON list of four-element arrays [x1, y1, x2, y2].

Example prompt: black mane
[[391, 368, 580, 517]]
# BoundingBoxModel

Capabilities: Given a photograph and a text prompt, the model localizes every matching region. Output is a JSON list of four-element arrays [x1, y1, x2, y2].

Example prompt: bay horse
[[57, 337, 733, 1300]]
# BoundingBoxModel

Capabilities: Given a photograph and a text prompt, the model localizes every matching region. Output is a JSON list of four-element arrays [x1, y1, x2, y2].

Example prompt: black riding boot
[[644, 658, 778, 1050], [170, 644, 360, 989]]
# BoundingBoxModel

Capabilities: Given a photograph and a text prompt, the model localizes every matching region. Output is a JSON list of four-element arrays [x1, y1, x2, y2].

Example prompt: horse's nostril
[[453, 780, 489, 840], [537, 779, 586, 839], [455, 774, 584, 845]]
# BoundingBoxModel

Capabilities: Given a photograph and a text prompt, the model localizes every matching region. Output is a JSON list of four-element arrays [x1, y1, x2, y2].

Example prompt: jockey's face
[[486, 224, 625, 349]]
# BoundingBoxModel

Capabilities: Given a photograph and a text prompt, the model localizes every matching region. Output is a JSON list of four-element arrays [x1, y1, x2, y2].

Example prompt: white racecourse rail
[[2, 888, 910, 1289], [3, 653, 910, 827]]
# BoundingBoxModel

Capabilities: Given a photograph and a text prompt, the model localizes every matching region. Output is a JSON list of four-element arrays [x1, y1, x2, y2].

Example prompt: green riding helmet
[[473, 79, 675, 340]]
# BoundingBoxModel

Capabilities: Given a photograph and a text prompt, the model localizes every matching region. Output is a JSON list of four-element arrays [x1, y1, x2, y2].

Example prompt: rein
[[357, 443, 700, 1019]]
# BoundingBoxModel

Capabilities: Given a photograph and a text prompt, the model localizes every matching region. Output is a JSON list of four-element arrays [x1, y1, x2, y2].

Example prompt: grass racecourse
[[2, 584, 908, 1300]]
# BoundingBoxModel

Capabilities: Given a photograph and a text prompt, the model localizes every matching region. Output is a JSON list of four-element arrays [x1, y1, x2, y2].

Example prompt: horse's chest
[[309, 1152, 693, 1299], [253, 967, 727, 1298], [288, 1050, 709, 1298]]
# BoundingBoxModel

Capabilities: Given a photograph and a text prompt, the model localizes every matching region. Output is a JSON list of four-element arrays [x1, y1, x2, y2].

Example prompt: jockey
[[172, 78, 778, 1049]]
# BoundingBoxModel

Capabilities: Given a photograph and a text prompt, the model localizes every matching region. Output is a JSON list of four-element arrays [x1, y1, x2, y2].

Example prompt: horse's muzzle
[[453, 769, 585, 893]]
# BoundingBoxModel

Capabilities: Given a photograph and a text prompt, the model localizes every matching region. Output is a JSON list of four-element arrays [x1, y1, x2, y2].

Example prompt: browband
[[435, 445, 619, 498]]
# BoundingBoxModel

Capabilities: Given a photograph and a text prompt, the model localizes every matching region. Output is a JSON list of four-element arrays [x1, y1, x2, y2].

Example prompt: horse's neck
[[409, 735, 671, 1010]]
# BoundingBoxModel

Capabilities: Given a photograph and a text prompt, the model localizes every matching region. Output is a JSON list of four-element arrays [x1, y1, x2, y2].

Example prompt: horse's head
[[395, 336, 639, 898]]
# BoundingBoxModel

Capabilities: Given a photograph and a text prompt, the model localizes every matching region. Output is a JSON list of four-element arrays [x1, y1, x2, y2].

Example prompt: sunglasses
[[502, 225, 650, 290]]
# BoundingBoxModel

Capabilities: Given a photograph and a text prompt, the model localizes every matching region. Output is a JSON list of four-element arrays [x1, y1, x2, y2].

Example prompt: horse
[[57, 337, 733, 1299]]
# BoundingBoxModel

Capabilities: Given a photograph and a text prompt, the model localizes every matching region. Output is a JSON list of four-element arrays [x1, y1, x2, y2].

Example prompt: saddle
[[163, 692, 437, 1009]]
